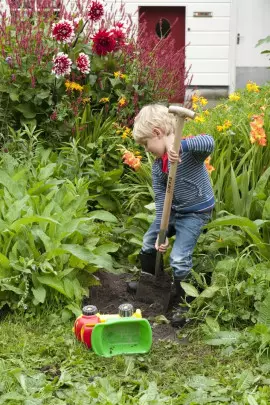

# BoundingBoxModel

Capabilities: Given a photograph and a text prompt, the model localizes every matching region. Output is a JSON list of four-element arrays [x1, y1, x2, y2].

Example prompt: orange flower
[[249, 113, 267, 146], [205, 156, 215, 174], [122, 150, 141, 171]]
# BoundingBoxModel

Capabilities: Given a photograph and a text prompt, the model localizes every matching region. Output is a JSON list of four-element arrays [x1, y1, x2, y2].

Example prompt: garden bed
[[89, 270, 179, 341]]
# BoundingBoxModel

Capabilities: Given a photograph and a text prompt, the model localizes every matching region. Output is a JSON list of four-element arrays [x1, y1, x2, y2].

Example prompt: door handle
[[237, 33, 240, 44]]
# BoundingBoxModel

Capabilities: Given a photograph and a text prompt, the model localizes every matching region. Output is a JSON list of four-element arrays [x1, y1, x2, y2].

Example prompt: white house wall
[[235, 0, 270, 89], [108, 0, 232, 87]]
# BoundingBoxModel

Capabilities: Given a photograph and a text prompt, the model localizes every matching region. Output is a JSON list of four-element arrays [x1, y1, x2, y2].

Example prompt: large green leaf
[[0, 170, 22, 198], [61, 244, 96, 262], [28, 183, 56, 196], [10, 216, 59, 231], [61, 244, 114, 271], [37, 275, 68, 297], [0, 284, 24, 295], [0, 253, 10, 271], [32, 285, 46, 304], [5, 196, 30, 224], [207, 215, 259, 234], [63, 278, 74, 299], [180, 282, 199, 297], [88, 210, 117, 223], [57, 218, 92, 240], [199, 286, 219, 298], [15, 103, 36, 119], [31, 228, 52, 252], [93, 243, 119, 255], [38, 164, 56, 181], [95, 196, 118, 212]]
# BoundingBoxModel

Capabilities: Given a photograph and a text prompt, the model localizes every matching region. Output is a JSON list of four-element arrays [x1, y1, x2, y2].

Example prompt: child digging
[[129, 104, 215, 327]]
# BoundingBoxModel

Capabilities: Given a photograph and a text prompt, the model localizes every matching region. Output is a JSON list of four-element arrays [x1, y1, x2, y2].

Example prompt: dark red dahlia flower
[[51, 19, 75, 44], [110, 27, 126, 50], [88, 1, 104, 22], [92, 29, 116, 56]]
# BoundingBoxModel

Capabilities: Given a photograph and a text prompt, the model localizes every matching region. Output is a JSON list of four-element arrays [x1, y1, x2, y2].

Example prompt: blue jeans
[[141, 211, 212, 280]]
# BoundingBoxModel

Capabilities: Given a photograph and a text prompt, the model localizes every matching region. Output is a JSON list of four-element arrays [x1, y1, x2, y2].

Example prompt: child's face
[[144, 128, 167, 157]]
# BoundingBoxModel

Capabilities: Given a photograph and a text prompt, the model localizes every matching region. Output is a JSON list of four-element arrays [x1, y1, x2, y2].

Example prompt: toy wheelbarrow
[[91, 317, 152, 357], [74, 303, 152, 357]]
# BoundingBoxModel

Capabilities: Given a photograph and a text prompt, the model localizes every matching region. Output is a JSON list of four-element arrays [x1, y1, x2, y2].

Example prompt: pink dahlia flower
[[88, 1, 104, 22], [76, 53, 91, 74], [52, 52, 72, 78], [92, 29, 116, 56], [51, 19, 75, 44]]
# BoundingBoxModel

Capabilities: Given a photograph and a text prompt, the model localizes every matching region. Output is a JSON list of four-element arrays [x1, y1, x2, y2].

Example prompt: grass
[[1, 313, 270, 404]]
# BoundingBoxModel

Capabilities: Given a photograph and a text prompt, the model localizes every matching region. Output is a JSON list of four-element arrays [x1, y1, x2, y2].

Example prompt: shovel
[[136, 106, 196, 312]]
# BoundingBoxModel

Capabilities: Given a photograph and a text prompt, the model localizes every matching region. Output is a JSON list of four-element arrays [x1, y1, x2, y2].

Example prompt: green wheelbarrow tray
[[91, 317, 152, 357]]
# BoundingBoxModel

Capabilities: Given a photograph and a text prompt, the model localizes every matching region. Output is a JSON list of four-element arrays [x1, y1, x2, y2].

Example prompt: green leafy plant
[[0, 150, 120, 314]]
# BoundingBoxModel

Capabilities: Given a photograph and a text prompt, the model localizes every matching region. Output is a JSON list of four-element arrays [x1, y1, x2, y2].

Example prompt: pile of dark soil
[[87, 270, 183, 342]]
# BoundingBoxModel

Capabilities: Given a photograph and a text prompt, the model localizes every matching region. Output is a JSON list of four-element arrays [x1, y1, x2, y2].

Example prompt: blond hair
[[133, 104, 176, 145]]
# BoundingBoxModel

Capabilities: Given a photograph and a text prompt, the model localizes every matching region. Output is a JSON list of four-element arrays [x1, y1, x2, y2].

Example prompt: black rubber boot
[[171, 279, 190, 328], [127, 251, 164, 293]]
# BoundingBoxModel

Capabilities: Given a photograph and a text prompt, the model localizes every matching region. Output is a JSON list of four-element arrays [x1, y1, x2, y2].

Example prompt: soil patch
[[86, 270, 181, 342]]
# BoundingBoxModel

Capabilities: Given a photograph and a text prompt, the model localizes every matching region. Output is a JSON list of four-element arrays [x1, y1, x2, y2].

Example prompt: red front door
[[139, 7, 186, 102]]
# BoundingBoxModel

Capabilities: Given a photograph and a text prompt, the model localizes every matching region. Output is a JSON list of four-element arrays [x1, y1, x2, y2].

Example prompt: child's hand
[[155, 237, 169, 253], [167, 146, 181, 163]]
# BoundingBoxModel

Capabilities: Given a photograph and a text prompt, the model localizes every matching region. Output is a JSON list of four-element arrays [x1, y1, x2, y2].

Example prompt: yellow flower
[[246, 81, 260, 93], [192, 103, 199, 111], [203, 110, 210, 116], [114, 71, 127, 80], [118, 97, 127, 107], [82, 97, 90, 104], [191, 93, 200, 103], [99, 97, 109, 103], [224, 120, 232, 129], [194, 115, 205, 123], [65, 80, 83, 92], [216, 125, 224, 132], [229, 92, 241, 101], [200, 97, 208, 106], [122, 127, 132, 139], [216, 120, 232, 132]]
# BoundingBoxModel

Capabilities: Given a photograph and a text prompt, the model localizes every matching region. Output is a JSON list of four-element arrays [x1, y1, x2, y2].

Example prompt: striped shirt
[[152, 135, 215, 227]]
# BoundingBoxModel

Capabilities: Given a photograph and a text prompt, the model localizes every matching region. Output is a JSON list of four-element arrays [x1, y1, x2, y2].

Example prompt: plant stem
[[73, 21, 89, 49]]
